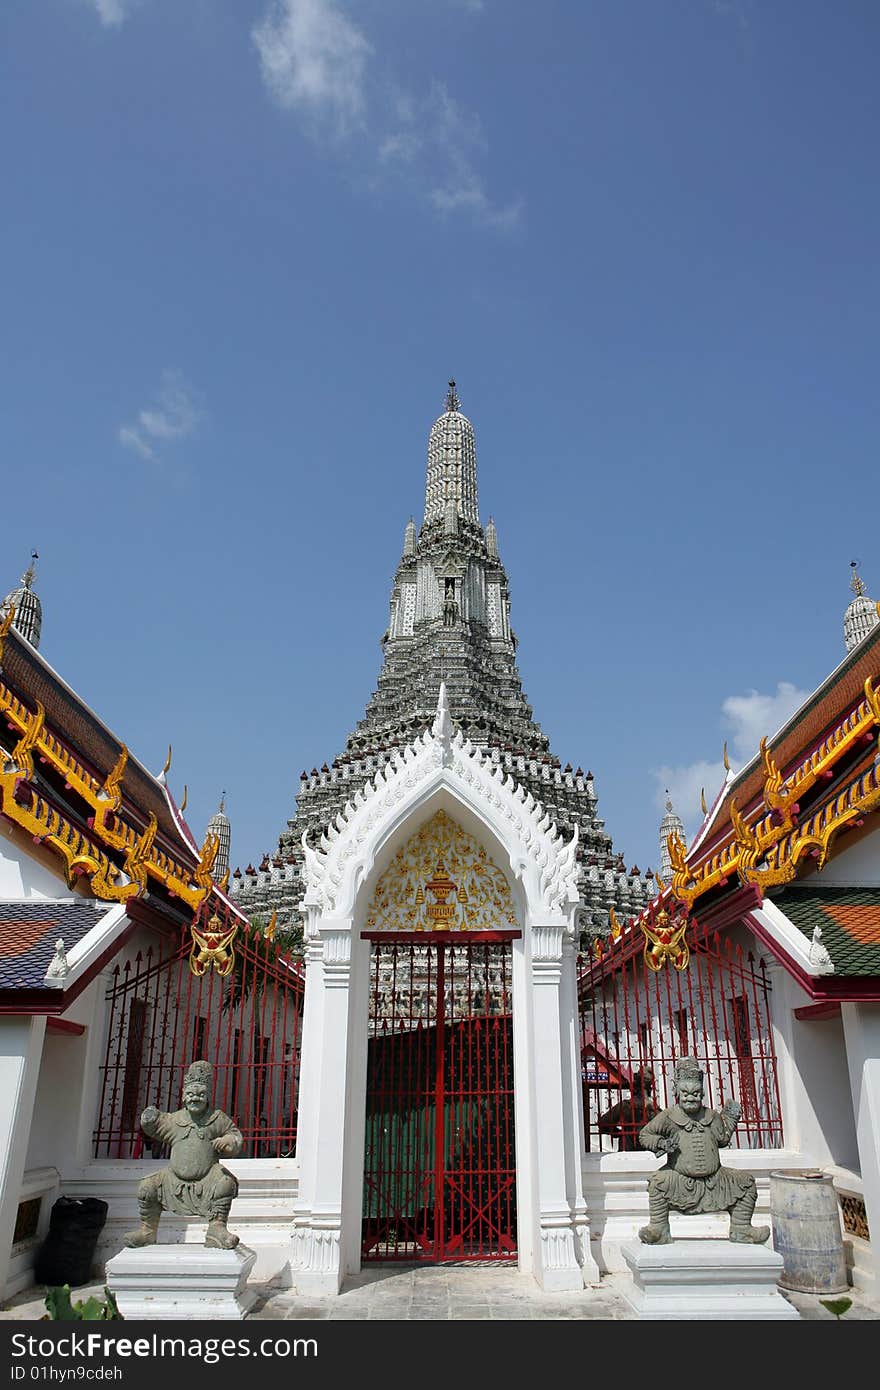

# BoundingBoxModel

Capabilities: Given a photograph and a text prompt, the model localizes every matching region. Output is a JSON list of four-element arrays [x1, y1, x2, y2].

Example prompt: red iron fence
[[578, 919, 783, 1152], [94, 920, 303, 1159], [361, 933, 517, 1263]]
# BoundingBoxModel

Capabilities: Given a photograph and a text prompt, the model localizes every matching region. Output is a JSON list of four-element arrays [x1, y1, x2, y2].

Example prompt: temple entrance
[[361, 932, 518, 1263]]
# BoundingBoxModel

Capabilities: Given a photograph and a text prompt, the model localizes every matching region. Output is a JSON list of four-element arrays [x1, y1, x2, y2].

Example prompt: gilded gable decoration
[[365, 810, 517, 932]]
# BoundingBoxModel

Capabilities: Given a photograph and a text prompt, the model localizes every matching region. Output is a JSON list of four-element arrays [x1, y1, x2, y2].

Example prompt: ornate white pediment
[[301, 685, 579, 929]]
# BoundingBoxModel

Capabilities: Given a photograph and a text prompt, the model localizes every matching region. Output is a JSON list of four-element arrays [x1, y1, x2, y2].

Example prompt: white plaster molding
[[300, 687, 579, 925], [320, 928, 352, 987], [748, 899, 825, 977], [290, 1210, 343, 1293], [531, 925, 565, 962], [537, 1218, 586, 1289]]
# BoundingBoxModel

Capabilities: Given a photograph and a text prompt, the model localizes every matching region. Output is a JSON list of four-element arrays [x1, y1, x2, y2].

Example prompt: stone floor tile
[[409, 1304, 453, 1319], [283, 1304, 332, 1320], [450, 1304, 492, 1319]]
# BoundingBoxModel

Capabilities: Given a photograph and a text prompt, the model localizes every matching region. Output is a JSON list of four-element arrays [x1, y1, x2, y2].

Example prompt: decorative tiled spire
[[207, 793, 231, 880], [1, 552, 42, 650], [231, 386, 648, 936], [424, 378, 479, 526], [844, 561, 880, 653], [659, 792, 686, 881]]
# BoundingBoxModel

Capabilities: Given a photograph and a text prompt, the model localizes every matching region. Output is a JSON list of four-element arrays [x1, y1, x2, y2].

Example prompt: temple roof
[[0, 613, 241, 922], [1, 618, 187, 847], [769, 885, 880, 977], [0, 900, 112, 990], [691, 620, 880, 869]]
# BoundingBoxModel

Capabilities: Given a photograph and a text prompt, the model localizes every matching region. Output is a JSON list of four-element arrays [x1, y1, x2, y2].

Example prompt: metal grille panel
[[362, 933, 516, 1263], [578, 920, 783, 1152]]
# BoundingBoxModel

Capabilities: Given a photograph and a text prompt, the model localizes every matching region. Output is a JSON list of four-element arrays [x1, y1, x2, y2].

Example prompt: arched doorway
[[360, 813, 519, 1263], [292, 698, 595, 1294]]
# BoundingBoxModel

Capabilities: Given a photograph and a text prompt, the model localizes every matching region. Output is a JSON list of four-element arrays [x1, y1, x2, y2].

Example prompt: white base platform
[[621, 1239, 800, 1320], [105, 1244, 257, 1320]]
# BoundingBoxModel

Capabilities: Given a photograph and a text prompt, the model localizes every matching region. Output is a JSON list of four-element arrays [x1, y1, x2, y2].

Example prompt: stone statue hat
[[673, 1056, 703, 1089], [183, 1059, 213, 1089]]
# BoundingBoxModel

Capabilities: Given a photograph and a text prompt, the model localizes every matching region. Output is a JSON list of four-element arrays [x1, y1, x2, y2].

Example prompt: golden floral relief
[[365, 809, 517, 931]]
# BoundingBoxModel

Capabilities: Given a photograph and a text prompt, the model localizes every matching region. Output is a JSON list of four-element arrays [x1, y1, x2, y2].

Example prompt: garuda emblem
[[189, 911, 238, 977], [640, 906, 690, 972]]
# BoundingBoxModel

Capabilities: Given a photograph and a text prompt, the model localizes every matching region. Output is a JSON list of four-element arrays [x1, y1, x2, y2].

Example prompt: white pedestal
[[621, 1240, 800, 1320], [105, 1244, 257, 1320]]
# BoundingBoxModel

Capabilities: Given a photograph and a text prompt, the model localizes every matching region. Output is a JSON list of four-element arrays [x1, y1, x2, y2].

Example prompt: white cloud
[[119, 370, 203, 463], [653, 760, 726, 828], [393, 82, 523, 230], [252, 0, 372, 136], [252, 4, 520, 229], [721, 681, 809, 760], [87, 0, 136, 27], [431, 162, 523, 231], [652, 681, 810, 841]]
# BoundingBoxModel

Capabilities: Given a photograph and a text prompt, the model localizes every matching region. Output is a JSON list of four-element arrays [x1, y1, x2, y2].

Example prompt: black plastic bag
[[34, 1197, 108, 1288]]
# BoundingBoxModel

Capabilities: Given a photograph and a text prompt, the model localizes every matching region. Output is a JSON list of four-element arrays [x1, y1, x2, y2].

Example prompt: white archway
[[290, 688, 599, 1293]]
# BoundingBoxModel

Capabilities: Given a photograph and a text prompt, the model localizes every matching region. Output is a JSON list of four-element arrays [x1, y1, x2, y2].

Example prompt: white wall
[[0, 1016, 47, 1297], [841, 1002, 880, 1291], [0, 823, 75, 901], [814, 829, 880, 887]]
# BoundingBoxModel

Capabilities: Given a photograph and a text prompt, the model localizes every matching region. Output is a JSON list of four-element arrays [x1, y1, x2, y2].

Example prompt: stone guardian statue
[[123, 1059, 243, 1250], [637, 1056, 770, 1245]]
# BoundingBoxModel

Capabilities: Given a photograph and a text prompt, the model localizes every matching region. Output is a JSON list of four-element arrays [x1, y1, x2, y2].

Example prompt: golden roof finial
[[162, 745, 172, 776], [180, 783, 188, 812], [850, 559, 866, 598], [700, 787, 708, 815], [722, 740, 731, 772]]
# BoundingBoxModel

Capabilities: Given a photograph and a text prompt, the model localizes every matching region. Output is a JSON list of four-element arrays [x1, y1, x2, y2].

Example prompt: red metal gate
[[94, 918, 303, 1159], [361, 932, 517, 1263]]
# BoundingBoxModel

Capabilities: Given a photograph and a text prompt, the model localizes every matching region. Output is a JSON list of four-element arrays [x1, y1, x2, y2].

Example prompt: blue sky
[[2, 0, 879, 877]]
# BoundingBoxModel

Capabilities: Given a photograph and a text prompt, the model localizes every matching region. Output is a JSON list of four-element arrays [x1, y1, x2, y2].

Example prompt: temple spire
[[424, 379, 479, 527], [207, 792, 231, 880], [1, 551, 42, 650], [659, 791, 686, 882], [844, 560, 880, 653]]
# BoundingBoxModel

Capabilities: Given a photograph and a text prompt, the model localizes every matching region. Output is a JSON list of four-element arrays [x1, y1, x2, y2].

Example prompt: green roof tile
[[770, 886, 880, 977]]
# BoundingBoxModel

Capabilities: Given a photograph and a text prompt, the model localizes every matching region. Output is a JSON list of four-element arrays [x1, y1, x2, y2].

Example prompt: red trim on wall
[[794, 1001, 842, 1022], [46, 1016, 86, 1036]]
